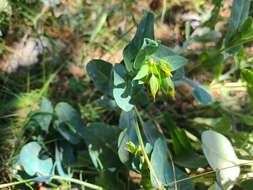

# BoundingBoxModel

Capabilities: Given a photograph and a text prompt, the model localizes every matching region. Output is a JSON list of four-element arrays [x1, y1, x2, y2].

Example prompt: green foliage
[[19, 142, 53, 176], [226, 0, 251, 42], [14, 98, 126, 189], [83, 122, 121, 170], [33, 97, 53, 133], [183, 78, 213, 105], [164, 113, 207, 169], [225, 0, 253, 52], [84, 7, 253, 189], [85, 11, 203, 188], [3, 1, 253, 189], [133, 64, 150, 80], [241, 179, 253, 190], [87, 60, 113, 96], [143, 121, 193, 190], [17, 100, 86, 179], [192, 86, 213, 105], [134, 38, 159, 70], [123, 12, 155, 72], [242, 68, 253, 84], [113, 64, 134, 112], [55, 102, 85, 139], [131, 38, 187, 98], [118, 110, 138, 163]]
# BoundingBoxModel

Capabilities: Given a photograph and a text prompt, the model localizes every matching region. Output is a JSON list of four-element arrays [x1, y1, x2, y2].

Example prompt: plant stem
[[0, 176, 103, 190], [0, 179, 34, 189], [52, 176, 103, 190], [167, 160, 253, 186], [134, 108, 164, 190]]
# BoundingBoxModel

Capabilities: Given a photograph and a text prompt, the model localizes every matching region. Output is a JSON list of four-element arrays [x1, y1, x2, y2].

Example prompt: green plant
[[5, 0, 253, 190], [86, 12, 211, 190], [85, 1, 253, 189]]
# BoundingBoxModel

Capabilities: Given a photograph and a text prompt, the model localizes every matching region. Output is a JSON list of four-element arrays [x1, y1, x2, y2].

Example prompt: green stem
[[52, 176, 103, 190], [134, 108, 164, 190], [0, 176, 103, 190], [0, 179, 34, 189]]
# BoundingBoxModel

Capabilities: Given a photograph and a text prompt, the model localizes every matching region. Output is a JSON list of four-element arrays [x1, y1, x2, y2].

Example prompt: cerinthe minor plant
[[86, 12, 211, 190]]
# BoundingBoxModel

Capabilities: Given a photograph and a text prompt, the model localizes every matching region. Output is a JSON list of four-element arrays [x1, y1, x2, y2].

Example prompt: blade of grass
[[90, 12, 108, 43], [161, 0, 167, 23]]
